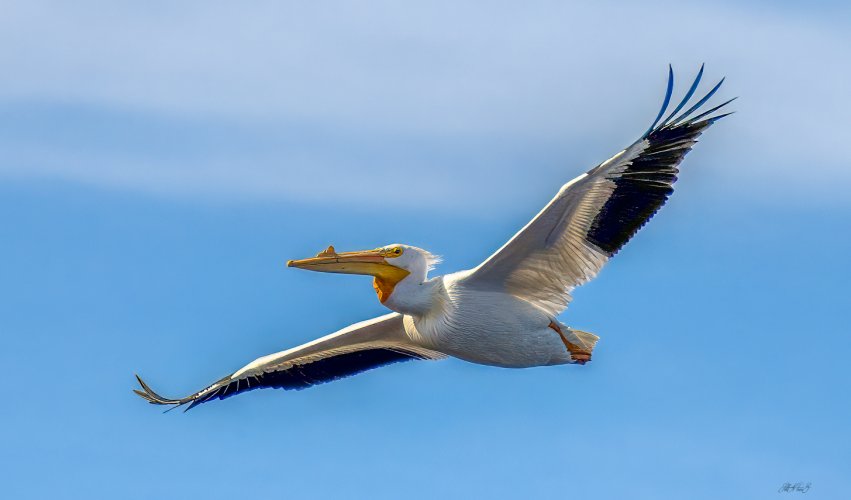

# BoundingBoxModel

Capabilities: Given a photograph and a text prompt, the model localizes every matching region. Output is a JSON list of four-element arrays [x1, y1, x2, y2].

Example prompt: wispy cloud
[[1, 0, 849, 209]]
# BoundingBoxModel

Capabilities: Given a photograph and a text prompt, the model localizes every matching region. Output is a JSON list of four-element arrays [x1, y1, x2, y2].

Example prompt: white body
[[389, 272, 573, 367]]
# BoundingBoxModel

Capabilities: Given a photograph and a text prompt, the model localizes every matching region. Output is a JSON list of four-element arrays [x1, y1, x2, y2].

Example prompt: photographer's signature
[[778, 482, 811, 493]]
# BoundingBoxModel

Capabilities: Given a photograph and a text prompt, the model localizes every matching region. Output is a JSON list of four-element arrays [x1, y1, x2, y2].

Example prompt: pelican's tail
[[551, 322, 599, 365], [565, 327, 599, 354]]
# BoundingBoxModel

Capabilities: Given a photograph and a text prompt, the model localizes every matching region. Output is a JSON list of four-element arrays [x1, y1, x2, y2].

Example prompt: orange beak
[[287, 245, 410, 282]]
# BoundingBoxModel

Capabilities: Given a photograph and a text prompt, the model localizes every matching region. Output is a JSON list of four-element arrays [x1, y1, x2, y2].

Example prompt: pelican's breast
[[404, 276, 558, 366]]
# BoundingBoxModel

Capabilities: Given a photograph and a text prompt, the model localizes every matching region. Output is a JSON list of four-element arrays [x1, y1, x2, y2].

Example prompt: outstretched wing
[[463, 65, 733, 316], [134, 313, 444, 411]]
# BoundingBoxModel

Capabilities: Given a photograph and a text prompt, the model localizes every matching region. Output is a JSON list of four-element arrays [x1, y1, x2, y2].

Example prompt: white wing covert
[[464, 66, 733, 317]]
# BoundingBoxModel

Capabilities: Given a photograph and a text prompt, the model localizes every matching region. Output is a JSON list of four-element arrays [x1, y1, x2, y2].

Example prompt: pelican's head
[[287, 244, 440, 303]]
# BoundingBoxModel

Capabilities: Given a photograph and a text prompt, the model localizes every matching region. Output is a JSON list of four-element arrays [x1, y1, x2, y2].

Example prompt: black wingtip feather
[[643, 66, 734, 136], [661, 64, 704, 127], [685, 96, 738, 125], [670, 77, 725, 126], [643, 65, 675, 138], [700, 110, 735, 124], [585, 66, 732, 255], [134, 373, 186, 406]]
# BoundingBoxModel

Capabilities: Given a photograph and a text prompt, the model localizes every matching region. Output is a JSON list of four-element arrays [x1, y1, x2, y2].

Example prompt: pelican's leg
[[548, 321, 592, 364]]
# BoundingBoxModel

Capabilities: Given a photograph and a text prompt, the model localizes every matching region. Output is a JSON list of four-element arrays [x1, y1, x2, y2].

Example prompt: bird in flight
[[135, 65, 733, 411]]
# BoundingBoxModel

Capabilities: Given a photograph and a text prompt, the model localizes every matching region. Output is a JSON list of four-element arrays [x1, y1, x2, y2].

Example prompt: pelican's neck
[[379, 276, 439, 316]]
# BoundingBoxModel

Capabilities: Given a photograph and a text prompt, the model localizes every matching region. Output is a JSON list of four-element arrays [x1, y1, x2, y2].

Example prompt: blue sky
[[1, 1, 849, 499]]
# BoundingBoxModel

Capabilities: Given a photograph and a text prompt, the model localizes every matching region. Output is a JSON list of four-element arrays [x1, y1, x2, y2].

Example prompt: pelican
[[135, 66, 733, 411]]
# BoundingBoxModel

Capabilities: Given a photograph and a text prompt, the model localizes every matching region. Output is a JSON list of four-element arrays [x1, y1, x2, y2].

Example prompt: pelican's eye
[[386, 246, 404, 258]]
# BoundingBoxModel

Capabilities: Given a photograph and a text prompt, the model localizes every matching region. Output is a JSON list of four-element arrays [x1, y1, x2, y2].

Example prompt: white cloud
[[1, 0, 849, 209]]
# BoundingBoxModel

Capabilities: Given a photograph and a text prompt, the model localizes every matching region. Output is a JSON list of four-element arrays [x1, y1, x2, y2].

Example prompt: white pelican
[[135, 66, 732, 411]]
